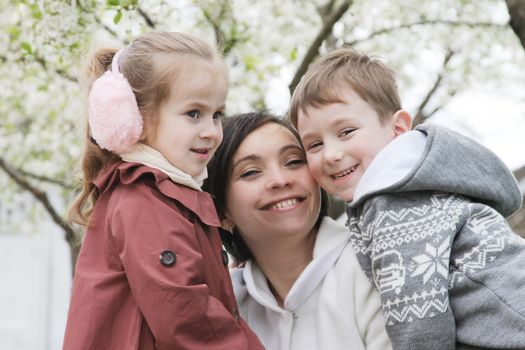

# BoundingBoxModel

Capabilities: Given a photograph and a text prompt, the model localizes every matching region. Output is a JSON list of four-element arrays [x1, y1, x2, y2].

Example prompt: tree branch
[[2, 50, 77, 82], [15, 167, 76, 190], [422, 88, 458, 120], [412, 49, 456, 126], [75, 0, 124, 43], [318, 0, 337, 20], [198, 1, 239, 55], [137, 6, 156, 29], [33, 54, 78, 82], [346, 19, 506, 47], [289, 0, 353, 95], [201, 8, 224, 52], [0, 157, 79, 267]]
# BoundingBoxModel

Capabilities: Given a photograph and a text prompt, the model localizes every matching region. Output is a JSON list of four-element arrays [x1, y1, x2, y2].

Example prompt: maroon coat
[[63, 162, 264, 350]]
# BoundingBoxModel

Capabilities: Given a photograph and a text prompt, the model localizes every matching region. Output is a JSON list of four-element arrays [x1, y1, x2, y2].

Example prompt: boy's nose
[[324, 147, 344, 164]]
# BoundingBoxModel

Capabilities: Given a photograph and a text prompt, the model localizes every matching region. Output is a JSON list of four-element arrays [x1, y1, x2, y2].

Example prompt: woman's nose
[[265, 168, 293, 190]]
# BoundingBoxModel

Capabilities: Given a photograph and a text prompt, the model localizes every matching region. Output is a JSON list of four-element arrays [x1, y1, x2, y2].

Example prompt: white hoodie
[[230, 217, 392, 350]]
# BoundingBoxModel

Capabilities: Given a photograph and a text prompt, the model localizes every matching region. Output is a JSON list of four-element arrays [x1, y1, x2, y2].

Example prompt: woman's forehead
[[235, 123, 301, 157]]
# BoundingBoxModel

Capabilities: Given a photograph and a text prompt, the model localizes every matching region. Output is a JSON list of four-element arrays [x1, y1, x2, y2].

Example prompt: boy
[[289, 48, 525, 350]]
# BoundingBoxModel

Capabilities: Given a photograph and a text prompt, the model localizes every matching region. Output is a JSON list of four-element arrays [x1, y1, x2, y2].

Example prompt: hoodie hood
[[236, 217, 349, 313], [349, 123, 522, 217]]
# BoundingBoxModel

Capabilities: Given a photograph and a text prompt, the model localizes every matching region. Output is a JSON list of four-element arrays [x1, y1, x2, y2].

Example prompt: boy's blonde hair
[[289, 47, 401, 126], [70, 31, 226, 226]]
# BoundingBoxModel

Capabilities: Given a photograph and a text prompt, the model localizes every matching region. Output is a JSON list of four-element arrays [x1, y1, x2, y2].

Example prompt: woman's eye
[[239, 169, 259, 178], [213, 111, 225, 120], [186, 110, 200, 119], [286, 158, 305, 167]]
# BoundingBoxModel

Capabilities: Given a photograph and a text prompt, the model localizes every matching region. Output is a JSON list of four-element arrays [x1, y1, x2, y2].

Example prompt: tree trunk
[[506, 0, 525, 50]]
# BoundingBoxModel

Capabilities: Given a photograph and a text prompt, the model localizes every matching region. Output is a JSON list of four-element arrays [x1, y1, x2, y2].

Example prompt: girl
[[63, 31, 263, 350]]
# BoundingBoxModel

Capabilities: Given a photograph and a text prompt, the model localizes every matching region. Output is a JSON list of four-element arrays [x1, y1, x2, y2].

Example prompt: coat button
[[221, 250, 229, 266], [159, 250, 176, 266]]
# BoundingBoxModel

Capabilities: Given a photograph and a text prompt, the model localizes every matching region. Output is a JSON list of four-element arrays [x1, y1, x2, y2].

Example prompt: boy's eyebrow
[[299, 117, 352, 140], [298, 130, 316, 141]]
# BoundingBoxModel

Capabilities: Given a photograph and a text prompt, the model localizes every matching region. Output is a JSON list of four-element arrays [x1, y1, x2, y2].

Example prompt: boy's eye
[[213, 111, 225, 120], [307, 141, 322, 152], [186, 110, 200, 119], [340, 128, 355, 137]]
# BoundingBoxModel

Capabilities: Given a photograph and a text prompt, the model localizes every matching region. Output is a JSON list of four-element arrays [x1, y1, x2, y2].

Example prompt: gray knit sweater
[[346, 124, 525, 350]]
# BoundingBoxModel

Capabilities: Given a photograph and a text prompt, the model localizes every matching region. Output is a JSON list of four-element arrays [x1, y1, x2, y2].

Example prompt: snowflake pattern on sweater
[[347, 192, 525, 349]]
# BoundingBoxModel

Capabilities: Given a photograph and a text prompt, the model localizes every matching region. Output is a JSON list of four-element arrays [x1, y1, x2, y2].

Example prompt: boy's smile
[[297, 88, 402, 201]]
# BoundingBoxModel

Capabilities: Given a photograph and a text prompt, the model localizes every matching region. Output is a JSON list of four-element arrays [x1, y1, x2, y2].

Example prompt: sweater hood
[[349, 123, 522, 217], [233, 217, 350, 313]]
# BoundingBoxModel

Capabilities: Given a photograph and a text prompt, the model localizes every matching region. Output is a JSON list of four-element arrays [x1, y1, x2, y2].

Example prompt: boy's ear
[[392, 110, 412, 137]]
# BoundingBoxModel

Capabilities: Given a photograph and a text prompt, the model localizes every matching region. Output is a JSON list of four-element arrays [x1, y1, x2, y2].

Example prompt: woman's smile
[[260, 195, 306, 211]]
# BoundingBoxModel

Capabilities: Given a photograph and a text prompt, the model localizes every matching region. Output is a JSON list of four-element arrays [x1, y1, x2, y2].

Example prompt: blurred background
[[1, 0, 524, 348]]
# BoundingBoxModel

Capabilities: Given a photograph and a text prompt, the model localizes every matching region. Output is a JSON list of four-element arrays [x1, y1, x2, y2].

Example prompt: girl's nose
[[200, 117, 222, 140]]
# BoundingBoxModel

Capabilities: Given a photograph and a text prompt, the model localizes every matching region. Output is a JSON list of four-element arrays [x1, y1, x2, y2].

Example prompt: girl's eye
[[239, 169, 260, 178], [213, 111, 225, 120], [340, 128, 355, 137], [186, 110, 200, 119]]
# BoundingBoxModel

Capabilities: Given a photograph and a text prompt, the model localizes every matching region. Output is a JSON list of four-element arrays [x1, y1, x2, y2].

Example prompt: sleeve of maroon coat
[[109, 184, 261, 350]]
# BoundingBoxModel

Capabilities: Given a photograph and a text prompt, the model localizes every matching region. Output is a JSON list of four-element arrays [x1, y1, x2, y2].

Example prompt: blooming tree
[[1, 0, 524, 268]]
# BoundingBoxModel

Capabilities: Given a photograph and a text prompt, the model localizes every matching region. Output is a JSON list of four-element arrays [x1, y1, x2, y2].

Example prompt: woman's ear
[[392, 110, 412, 137], [221, 218, 235, 234]]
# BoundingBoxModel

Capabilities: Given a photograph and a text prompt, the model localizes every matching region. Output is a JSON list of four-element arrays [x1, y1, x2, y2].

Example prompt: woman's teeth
[[272, 198, 298, 209]]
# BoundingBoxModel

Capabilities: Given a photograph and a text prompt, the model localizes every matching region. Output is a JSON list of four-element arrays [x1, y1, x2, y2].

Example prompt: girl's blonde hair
[[69, 31, 226, 226]]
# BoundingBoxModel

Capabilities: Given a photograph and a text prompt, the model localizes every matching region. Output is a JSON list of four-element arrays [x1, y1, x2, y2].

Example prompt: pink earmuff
[[88, 49, 143, 154]]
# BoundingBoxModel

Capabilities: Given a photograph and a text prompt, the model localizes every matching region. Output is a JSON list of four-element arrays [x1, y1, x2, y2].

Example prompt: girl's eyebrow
[[183, 101, 226, 111]]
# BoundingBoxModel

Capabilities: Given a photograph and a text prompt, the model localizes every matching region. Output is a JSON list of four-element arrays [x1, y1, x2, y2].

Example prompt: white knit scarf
[[120, 143, 206, 191]]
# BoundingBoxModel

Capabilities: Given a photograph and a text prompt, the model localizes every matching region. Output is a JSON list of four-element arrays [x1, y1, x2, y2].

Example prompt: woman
[[205, 112, 391, 350]]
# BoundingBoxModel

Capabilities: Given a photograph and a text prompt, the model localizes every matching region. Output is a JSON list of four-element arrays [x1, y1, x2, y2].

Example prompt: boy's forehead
[[297, 87, 377, 134]]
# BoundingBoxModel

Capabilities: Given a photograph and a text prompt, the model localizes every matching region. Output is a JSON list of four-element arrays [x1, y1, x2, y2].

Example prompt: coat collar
[[94, 162, 220, 227]]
